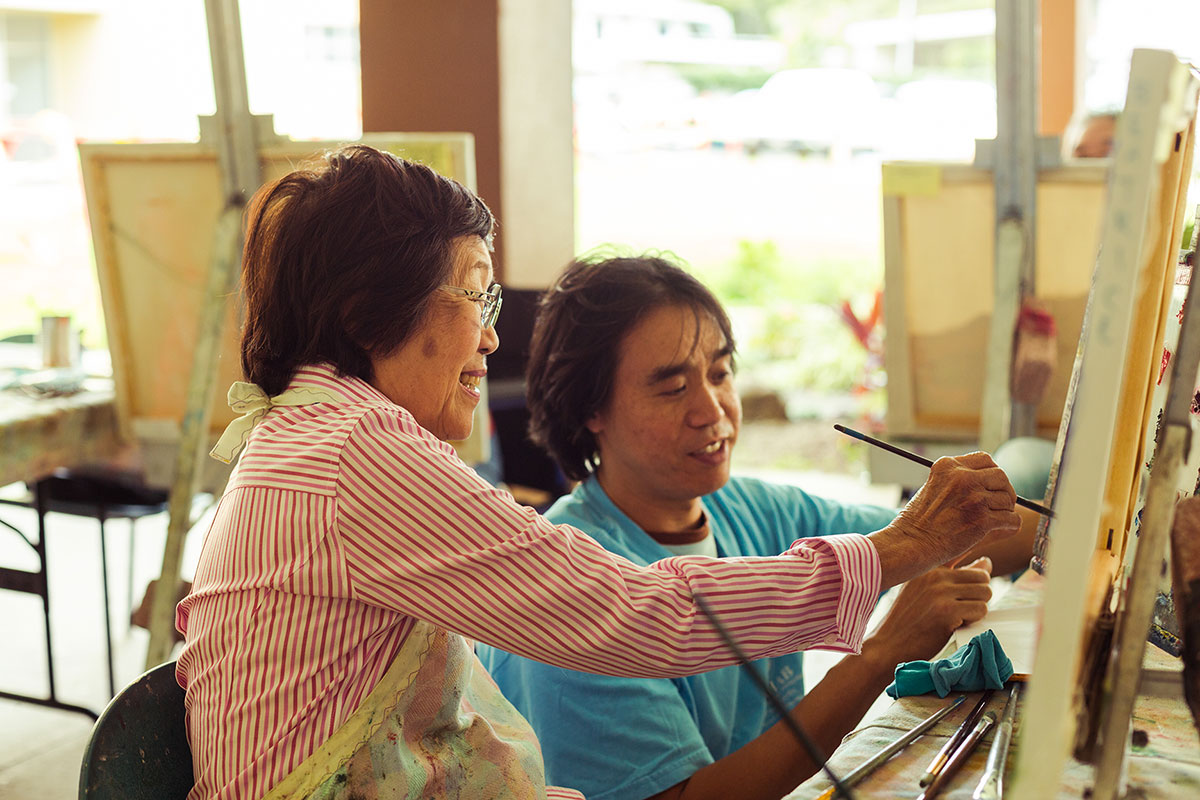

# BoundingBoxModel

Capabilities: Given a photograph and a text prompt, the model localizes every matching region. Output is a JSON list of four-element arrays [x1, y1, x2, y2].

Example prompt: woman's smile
[[459, 370, 485, 398]]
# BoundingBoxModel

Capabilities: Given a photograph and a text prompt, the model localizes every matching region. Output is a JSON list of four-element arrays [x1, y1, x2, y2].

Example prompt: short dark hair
[[527, 255, 736, 481], [240, 144, 494, 395]]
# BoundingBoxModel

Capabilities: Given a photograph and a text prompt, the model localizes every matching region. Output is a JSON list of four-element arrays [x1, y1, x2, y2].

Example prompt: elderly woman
[[478, 256, 1038, 800], [175, 145, 1021, 800]]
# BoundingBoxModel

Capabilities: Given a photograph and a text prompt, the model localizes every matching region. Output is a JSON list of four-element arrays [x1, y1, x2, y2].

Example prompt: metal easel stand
[[1091, 245, 1200, 799], [143, 0, 269, 669], [975, 0, 1062, 453]]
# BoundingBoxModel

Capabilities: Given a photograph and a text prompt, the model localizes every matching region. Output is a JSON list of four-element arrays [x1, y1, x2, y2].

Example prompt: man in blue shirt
[[477, 255, 1036, 800]]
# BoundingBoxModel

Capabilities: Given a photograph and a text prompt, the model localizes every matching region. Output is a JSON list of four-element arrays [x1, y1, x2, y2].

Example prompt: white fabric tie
[[210, 381, 344, 463]]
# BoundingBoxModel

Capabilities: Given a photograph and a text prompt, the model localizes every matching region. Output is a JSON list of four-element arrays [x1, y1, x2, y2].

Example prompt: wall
[[360, 0, 574, 287]]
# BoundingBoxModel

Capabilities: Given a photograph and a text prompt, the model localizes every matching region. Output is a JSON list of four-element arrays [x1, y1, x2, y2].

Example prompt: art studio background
[[1, 1, 1198, 798]]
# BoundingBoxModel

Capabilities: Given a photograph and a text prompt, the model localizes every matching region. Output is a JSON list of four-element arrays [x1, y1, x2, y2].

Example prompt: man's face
[[588, 304, 741, 513]]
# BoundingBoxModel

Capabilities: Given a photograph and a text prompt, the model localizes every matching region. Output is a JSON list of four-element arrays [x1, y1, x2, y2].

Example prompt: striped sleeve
[[336, 408, 882, 678]]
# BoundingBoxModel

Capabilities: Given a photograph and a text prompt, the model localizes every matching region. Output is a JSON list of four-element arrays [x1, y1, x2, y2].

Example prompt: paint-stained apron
[[260, 621, 558, 800]]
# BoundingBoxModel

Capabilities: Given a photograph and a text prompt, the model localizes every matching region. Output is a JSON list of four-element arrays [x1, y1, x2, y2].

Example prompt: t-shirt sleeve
[[478, 646, 712, 800], [335, 409, 882, 677], [735, 478, 898, 553]]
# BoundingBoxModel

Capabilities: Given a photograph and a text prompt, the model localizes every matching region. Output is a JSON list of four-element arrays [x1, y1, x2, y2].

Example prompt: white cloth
[[209, 380, 343, 463]]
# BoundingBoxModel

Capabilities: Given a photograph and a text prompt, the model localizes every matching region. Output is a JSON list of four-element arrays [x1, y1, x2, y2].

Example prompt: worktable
[[0, 381, 121, 488], [787, 573, 1200, 799]]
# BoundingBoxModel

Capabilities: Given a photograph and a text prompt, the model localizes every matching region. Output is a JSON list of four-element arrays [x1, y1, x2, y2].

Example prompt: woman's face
[[369, 235, 499, 441]]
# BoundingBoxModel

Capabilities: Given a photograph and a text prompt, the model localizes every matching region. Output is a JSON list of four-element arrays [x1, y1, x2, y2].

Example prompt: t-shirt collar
[[575, 475, 725, 562]]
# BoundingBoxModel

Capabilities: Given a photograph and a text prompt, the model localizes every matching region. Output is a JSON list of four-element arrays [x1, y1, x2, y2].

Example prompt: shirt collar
[[287, 362, 394, 407], [209, 363, 397, 464]]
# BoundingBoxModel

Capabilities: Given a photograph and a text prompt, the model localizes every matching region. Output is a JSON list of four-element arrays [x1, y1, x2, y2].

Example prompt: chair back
[[78, 660, 193, 799]]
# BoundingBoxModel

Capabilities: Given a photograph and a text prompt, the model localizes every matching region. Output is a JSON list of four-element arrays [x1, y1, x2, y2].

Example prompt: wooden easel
[[976, 0, 1059, 451], [878, 0, 1102, 484], [143, 0, 265, 668], [1012, 48, 1200, 796], [130, 4, 487, 665], [1091, 222, 1200, 798]]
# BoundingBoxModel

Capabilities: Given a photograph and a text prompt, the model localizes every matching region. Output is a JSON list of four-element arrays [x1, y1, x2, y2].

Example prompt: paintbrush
[[919, 690, 994, 787], [917, 711, 998, 800], [972, 683, 1019, 800], [813, 695, 968, 800], [833, 425, 1054, 518]]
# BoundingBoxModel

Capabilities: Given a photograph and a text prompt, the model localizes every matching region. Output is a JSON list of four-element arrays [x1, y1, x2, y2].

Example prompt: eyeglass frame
[[441, 282, 503, 329]]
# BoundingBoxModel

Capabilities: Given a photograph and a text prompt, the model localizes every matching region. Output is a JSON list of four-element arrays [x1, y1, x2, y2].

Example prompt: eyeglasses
[[442, 282, 503, 329]]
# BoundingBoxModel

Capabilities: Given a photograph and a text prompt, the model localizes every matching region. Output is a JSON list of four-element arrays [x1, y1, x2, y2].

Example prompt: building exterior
[[573, 0, 784, 72], [0, 0, 360, 143], [0, 1, 360, 343]]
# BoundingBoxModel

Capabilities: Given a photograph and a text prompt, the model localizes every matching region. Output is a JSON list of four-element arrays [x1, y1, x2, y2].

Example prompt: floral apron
[[260, 621, 551, 799]]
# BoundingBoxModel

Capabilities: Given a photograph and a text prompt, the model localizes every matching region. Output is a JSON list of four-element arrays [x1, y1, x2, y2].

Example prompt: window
[[1, 13, 51, 122], [304, 24, 358, 64]]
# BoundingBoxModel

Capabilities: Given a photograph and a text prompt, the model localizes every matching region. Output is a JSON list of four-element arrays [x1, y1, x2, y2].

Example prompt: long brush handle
[[833, 425, 1054, 518]]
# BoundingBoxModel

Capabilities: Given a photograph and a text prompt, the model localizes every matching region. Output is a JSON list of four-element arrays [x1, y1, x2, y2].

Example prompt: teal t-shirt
[[476, 474, 896, 800]]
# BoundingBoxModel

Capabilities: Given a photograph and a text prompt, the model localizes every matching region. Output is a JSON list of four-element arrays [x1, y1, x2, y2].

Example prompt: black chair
[[0, 467, 168, 710], [78, 660, 193, 800], [487, 287, 569, 504]]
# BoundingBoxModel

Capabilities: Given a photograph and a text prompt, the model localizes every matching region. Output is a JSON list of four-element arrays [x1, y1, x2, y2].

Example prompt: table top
[[787, 687, 1200, 799], [788, 571, 1200, 799], [0, 379, 121, 487]]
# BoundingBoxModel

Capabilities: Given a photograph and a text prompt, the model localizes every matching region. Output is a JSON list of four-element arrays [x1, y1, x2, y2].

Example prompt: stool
[[0, 468, 168, 714]]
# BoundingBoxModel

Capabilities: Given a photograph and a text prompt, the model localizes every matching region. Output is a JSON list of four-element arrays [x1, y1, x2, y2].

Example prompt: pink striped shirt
[[176, 363, 881, 799]]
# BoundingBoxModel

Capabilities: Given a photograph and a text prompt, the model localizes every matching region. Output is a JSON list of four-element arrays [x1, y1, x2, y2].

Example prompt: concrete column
[[497, 0, 574, 288], [359, 0, 574, 288]]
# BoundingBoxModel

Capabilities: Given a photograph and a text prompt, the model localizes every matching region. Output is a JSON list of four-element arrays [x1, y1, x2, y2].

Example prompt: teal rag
[[886, 629, 1014, 698]]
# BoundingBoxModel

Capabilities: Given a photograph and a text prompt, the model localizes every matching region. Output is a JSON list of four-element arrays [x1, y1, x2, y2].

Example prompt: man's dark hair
[[240, 144, 494, 395], [527, 255, 736, 481]]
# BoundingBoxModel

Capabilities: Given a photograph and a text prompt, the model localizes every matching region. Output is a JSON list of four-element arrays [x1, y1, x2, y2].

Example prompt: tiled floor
[[0, 469, 902, 800]]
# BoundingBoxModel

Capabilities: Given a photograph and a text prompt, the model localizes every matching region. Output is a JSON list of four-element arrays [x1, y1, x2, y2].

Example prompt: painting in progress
[[1014, 49, 1200, 795], [78, 133, 489, 464]]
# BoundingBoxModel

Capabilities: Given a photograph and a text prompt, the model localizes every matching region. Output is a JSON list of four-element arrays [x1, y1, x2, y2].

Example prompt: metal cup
[[40, 315, 79, 368]]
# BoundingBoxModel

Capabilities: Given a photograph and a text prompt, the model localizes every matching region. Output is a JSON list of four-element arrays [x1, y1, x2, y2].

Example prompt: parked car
[[0, 110, 91, 290], [879, 78, 997, 161], [730, 68, 883, 157]]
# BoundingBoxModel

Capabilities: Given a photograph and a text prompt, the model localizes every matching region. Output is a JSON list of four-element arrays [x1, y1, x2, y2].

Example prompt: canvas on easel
[[78, 133, 490, 474], [1012, 49, 1199, 796], [1090, 221, 1200, 798], [881, 162, 1109, 441]]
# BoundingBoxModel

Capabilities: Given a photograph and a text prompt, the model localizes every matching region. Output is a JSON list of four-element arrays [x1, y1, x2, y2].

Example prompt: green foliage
[[671, 64, 772, 94], [748, 304, 869, 393], [704, 0, 794, 35], [705, 238, 878, 307], [712, 240, 785, 302], [694, 238, 881, 397]]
